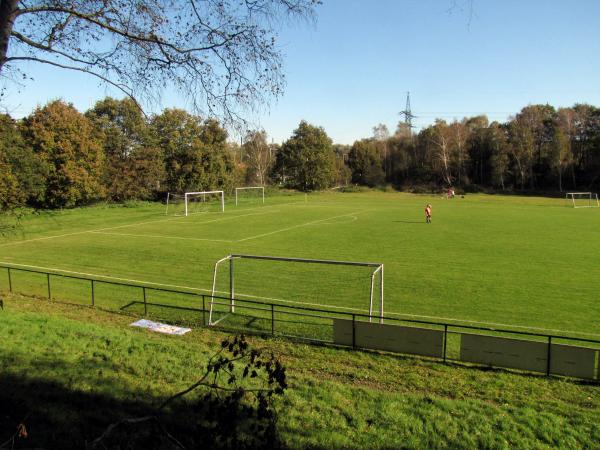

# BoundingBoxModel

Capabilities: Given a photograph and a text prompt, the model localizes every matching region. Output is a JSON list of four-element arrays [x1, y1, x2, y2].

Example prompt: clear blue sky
[[6, 0, 600, 144]]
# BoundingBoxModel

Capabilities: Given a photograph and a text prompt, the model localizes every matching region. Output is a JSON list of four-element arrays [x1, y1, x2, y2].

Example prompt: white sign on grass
[[130, 319, 191, 335]]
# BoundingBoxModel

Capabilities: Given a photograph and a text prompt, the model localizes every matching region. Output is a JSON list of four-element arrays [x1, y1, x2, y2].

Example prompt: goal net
[[208, 254, 384, 331], [565, 192, 599, 208], [165, 191, 225, 216], [235, 186, 265, 206]]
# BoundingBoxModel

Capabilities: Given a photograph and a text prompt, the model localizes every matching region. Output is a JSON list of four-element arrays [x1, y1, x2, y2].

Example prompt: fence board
[[460, 334, 547, 373], [333, 319, 444, 357], [550, 344, 597, 380]]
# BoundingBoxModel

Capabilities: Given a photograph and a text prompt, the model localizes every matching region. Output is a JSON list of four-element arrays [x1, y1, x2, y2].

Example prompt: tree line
[[347, 103, 600, 193], [2, 99, 600, 212]]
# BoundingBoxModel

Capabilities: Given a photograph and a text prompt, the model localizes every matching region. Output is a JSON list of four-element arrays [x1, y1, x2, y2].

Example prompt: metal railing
[[1, 263, 599, 381]]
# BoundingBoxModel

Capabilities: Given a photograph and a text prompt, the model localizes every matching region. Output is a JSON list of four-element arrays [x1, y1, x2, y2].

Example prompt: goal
[[235, 186, 265, 206], [565, 192, 599, 208], [208, 254, 384, 326], [165, 191, 225, 216]]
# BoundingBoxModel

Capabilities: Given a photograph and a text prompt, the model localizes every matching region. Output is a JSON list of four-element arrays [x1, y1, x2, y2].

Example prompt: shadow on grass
[[392, 220, 425, 224], [0, 369, 284, 450]]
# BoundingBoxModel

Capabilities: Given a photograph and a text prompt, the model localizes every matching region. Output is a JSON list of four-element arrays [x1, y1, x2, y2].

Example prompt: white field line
[[0, 208, 279, 248], [236, 210, 367, 242], [2, 260, 600, 338], [88, 231, 233, 243]]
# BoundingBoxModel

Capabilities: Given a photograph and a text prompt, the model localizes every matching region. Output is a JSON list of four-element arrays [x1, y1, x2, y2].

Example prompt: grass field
[[2, 295, 600, 449], [1, 190, 600, 336]]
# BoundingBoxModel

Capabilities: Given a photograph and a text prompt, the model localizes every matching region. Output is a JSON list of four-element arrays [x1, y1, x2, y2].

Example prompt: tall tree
[[152, 109, 234, 193], [348, 139, 385, 187], [87, 97, 164, 201], [242, 130, 272, 186], [21, 100, 105, 208], [273, 121, 335, 191], [0, 113, 46, 205], [0, 0, 319, 124]]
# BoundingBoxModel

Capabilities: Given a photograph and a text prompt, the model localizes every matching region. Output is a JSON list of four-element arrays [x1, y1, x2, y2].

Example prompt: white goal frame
[[208, 254, 384, 326], [165, 190, 225, 216], [565, 192, 599, 208], [235, 186, 265, 206]]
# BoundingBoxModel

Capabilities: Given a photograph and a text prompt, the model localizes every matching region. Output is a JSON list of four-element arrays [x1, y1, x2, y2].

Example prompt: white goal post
[[235, 186, 265, 206], [165, 190, 225, 216], [565, 192, 599, 208], [208, 254, 384, 326]]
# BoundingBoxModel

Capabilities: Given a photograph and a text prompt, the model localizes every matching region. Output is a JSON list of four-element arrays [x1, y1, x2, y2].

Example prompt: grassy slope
[[1, 295, 599, 449], [1, 192, 600, 335]]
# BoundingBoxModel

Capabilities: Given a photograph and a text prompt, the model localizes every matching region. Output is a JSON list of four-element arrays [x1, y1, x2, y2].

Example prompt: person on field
[[425, 204, 432, 223]]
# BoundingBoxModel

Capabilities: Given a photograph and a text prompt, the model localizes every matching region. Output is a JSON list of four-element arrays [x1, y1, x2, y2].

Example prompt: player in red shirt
[[425, 204, 432, 223]]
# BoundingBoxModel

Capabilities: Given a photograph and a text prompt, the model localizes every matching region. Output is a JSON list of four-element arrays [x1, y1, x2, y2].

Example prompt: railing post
[[546, 336, 552, 376], [142, 287, 147, 315], [271, 303, 275, 336], [443, 324, 448, 363], [7, 267, 12, 292], [352, 314, 356, 349], [47, 273, 51, 299], [91, 280, 95, 306]]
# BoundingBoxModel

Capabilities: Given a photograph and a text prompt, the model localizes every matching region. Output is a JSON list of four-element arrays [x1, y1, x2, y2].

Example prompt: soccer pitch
[[1, 191, 599, 337]]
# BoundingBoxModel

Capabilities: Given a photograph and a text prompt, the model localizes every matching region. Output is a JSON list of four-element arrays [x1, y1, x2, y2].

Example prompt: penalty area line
[[236, 210, 368, 242]]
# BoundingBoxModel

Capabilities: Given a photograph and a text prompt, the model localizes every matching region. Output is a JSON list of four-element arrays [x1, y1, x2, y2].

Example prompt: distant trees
[[3, 99, 600, 212], [355, 103, 600, 193], [272, 121, 336, 191]]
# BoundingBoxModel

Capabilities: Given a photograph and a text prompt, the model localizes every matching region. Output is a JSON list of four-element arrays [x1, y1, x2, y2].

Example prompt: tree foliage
[[86, 97, 163, 201], [152, 109, 234, 193], [242, 130, 272, 186], [273, 120, 335, 191], [0, 0, 320, 125], [21, 100, 105, 207], [348, 139, 384, 187]]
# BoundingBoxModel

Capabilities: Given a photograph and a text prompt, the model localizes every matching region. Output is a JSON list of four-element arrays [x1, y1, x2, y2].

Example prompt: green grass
[[1, 190, 599, 337], [1, 295, 599, 449]]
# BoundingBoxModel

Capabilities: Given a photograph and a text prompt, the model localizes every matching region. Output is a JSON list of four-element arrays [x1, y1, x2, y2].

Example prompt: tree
[[348, 139, 385, 187], [273, 121, 335, 191], [152, 109, 234, 193], [87, 97, 164, 201], [21, 100, 105, 208], [0, 0, 319, 124], [428, 120, 454, 186], [242, 130, 272, 186], [0, 113, 46, 205]]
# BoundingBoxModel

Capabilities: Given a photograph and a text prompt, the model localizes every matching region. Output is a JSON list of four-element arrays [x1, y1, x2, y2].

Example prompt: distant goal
[[235, 186, 265, 206], [165, 191, 225, 216], [208, 254, 384, 327], [565, 192, 599, 208]]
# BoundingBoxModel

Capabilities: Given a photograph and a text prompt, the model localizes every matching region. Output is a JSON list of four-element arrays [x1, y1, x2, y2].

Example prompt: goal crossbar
[[185, 191, 224, 215], [209, 254, 384, 326], [235, 186, 265, 206], [565, 192, 599, 208], [165, 190, 225, 216]]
